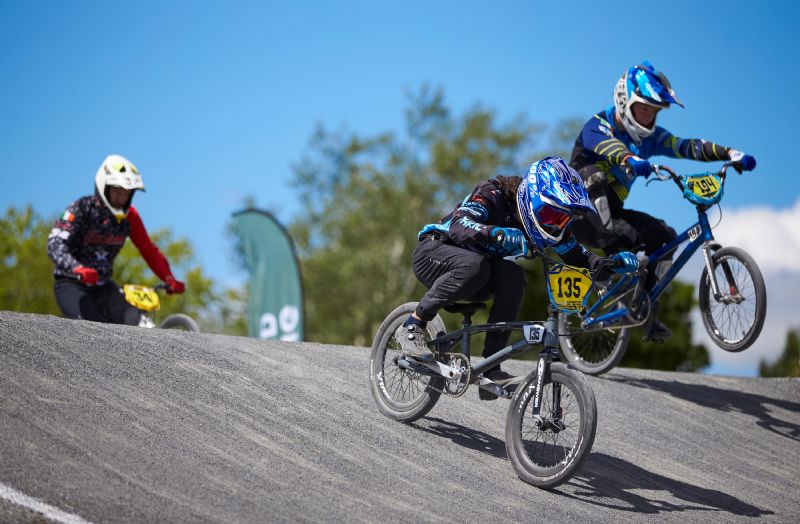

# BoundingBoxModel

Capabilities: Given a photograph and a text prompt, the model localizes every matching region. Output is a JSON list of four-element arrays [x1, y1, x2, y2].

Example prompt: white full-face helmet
[[613, 61, 683, 143], [94, 154, 145, 220]]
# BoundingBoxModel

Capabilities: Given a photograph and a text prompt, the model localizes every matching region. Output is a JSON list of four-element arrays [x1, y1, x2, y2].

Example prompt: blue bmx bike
[[558, 161, 767, 375]]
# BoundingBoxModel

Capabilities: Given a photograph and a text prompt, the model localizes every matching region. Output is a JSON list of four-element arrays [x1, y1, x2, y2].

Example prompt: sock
[[403, 315, 427, 329]]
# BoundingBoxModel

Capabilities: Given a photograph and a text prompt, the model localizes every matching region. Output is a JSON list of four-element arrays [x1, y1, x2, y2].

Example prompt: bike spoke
[[519, 383, 580, 469]]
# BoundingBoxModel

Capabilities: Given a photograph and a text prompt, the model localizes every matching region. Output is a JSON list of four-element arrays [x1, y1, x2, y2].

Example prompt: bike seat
[[443, 302, 487, 316]]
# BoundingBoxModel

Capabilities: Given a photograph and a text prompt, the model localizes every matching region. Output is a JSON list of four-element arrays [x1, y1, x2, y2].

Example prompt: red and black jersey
[[47, 195, 173, 284]]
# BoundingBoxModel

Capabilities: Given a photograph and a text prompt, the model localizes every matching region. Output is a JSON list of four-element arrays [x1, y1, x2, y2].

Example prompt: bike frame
[[582, 168, 737, 329], [400, 305, 563, 416]]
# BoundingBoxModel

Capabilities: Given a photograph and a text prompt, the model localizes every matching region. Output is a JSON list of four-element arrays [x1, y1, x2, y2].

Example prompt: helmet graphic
[[613, 61, 683, 143], [94, 154, 145, 220], [517, 156, 595, 247]]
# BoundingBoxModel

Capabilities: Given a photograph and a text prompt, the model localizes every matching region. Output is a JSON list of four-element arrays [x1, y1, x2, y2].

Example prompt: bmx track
[[1, 311, 798, 523]]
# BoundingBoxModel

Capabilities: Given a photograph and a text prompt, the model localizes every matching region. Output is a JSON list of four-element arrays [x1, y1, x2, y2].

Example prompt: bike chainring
[[426, 352, 472, 398], [627, 293, 651, 323]]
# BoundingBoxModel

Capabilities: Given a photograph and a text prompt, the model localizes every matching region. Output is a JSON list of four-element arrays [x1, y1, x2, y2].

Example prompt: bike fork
[[530, 347, 561, 429], [702, 243, 741, 302]]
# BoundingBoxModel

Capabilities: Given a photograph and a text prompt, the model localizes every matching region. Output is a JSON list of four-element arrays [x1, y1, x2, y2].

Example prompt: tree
[[759, 329, 800, 377], [290, 86, 709, 371], [0, 205, 62, 315]]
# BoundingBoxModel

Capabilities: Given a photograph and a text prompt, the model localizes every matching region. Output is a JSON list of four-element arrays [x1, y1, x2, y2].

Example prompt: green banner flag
[[231, 209, 304, 341]]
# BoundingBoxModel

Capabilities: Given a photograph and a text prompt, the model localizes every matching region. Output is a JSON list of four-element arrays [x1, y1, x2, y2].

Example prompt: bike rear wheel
[[369, 302, 446, 423], [699, 246, 766, 352], [505, 362, 597, 489], [558, 310, 629, 376], [159, 313, 200, 332]]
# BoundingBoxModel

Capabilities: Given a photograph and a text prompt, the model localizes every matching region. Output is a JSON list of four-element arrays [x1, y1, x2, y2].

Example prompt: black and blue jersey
[[569, 106, 731, 202]]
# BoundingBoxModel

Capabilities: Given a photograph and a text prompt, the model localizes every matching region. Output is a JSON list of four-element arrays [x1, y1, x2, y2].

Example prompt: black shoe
[[644, 319, 672, 342], [478, 368, 520, 401], [395, 322, 431, 359]]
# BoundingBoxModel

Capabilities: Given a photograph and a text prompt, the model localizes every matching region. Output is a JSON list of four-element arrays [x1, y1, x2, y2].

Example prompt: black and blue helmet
[[517, 156, 595, 247]]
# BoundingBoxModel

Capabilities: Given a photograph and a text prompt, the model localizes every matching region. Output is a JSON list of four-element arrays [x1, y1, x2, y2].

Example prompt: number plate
[[546, 265, 592, 312], [689, 174, 721, 198], [123, 284, 160, 311]]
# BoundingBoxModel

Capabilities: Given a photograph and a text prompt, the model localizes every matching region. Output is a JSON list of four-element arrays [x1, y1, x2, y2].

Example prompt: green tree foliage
[[290, 86, 709, 371], [0, 205, 61, 315], [759, 329, 800, 377]]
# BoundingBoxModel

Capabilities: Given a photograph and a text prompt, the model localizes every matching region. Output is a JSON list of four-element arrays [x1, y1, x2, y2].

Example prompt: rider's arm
[[127, 206, 175, 282], [446, 183, 499, 245], [552, 234, 605, 270], [651, 128, 731, 161], [47, 200, 86, 274], [580, 114, 635, 167]]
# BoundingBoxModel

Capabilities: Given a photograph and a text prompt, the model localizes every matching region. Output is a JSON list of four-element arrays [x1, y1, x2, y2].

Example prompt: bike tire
[[557, 311, 630, 376], [159, 313, 201, 332], [505, 362, 597, 489], [369, 302, 446, 423], [698, 246, 766, 352]]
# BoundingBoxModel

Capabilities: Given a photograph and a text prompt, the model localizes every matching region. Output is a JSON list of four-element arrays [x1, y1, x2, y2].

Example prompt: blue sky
[[2, 1, 799, 375]]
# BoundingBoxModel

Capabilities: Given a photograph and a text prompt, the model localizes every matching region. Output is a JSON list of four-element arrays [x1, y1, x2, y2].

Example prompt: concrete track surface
[[1, 311, 798, 523]]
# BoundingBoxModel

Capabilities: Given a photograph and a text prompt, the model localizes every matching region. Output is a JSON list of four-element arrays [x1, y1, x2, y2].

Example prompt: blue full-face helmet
[[613, 61, 684, 143], [517, 156, 596, 247]]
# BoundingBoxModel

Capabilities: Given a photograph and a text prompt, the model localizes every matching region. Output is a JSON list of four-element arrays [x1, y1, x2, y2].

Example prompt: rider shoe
[[644, 318, 672, 343], [478, 367, 520, 401], [395, 322, 432, 359]]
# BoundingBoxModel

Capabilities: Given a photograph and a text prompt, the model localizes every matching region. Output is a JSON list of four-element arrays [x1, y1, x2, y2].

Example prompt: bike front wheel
[[159, 313, 201, 332], [369, 302, 446, 423], [558, 310, 630, 376], [699, 246, 767, 352], [505, 362, 597, 489]]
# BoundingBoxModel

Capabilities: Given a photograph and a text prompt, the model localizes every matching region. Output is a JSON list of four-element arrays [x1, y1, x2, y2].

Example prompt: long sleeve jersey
[[569, 106, 732, 202], [417, 177, 604, 270], [47, 195, 174, 284]]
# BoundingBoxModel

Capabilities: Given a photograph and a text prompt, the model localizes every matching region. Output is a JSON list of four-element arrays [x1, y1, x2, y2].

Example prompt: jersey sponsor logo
[[48, 228, 70, 240], [83, 230, 126, 246]]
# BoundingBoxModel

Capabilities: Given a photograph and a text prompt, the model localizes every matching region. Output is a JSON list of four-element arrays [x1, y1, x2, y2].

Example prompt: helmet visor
[[537, 203, 572, 235]]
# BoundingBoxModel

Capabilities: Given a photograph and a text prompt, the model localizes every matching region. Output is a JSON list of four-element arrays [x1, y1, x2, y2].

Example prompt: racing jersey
[[47, 195, 174, 284], [569, 106, 731, 202], [417, 177, 604, 269]]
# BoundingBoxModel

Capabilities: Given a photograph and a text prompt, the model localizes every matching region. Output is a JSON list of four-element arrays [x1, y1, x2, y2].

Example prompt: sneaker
[[478, 367, 520, 401], [395, 322, 432, 359], [644, 319, 672, 343]]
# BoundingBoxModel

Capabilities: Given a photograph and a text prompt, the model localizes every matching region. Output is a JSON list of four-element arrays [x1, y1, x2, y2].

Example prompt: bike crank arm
[[396, 355, 465, 381]]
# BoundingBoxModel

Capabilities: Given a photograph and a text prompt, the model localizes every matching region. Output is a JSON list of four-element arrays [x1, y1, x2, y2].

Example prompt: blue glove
[[728, 149, 756, 171], [490, 227, 528, 257], [609, 252, 639, 274], [625, 156, 653, 178]]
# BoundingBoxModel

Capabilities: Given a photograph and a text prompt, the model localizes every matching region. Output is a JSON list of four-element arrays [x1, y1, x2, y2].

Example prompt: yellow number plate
[[690, 175, 721, 198], [547, 266, 592, 312], [123, 284, 160, 312]]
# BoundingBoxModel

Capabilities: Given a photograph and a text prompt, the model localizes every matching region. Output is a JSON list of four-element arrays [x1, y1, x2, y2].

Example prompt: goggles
[[536, 202, 572, 236]]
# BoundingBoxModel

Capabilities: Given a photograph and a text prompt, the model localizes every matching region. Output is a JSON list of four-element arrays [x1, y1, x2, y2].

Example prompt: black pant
[[573, 164, 677, 255], [412, 237, 525, 358], [54, 278, 141, 325]]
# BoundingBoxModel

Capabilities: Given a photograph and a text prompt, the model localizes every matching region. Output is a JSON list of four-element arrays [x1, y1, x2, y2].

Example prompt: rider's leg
[[573, 165, 618, 250], [476, 258, 525, 360], [100, 280, 141, 326], [397, 237, 492, 357], [614, 208, 677, 341], [472, 259, 525, 399], [53, 277, 106, 322]]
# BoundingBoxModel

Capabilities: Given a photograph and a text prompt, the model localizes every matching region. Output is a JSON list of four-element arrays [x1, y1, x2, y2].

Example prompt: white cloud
[[710, 197, 800, 274]]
